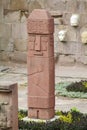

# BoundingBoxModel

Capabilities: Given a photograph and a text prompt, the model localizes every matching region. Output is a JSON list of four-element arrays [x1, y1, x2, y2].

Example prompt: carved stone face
[[81, 31, 87, 44], [58, 30, 67, 42], [28, 34, 54, 57], [70, 14, 79, 27]]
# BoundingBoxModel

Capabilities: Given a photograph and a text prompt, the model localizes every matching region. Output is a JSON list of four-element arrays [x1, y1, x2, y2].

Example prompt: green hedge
[[18, 109, 87, 130], [66, 80, 87, 93]]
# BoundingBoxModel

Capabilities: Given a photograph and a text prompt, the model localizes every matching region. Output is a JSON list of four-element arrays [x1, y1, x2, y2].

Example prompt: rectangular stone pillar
[[27, 9, 55, 120], [0, 83, 18, 130]]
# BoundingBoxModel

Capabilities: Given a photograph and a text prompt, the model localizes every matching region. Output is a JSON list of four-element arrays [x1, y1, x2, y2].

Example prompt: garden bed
[[18, 108, 87, 130], [55, 81, 87, 98]]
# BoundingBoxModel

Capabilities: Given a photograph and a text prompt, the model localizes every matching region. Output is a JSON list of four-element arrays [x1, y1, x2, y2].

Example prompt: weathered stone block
[[65, 0, 78, 12], [4, 11, 20, 23], [37, 0, 45, 9], [58, 54, 75, 66], [76, 55, 87, 65], [2, 0, 10, 9], [67, 27, 77, 42], [12, 22, 28, 39], [14, 38, 28, 51], [44, 0, 65, 11], [54, 42, 58, 53], [50, 11, 63, 17], [0, 0, 3, 22], [0, 83, 18, 130], [81, 56, 87, 65], [0, 23, 11, 39], [28, 0, 42, 13], [77, 0, 87, 13], [10, 51, 27, 63], [0, 52, 10, 61], [54, 18, 63, 25], [63, 12, 72, 25], [0, 38, 14, 52], [9, 0, 28, 10], [80, 14, 87, 27], [57, 41, 79, 55]]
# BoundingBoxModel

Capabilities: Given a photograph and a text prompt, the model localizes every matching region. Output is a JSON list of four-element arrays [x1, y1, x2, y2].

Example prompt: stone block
[[54, 18, 63, 25], [37, 0, 45, 9], [77, 0, 87, 13], [57, 41, 80, 55], [44, 0, 65, 11], [4, 11, 20, 23], [0, 0, 3, 22], [54, 41, 58, 53], [65, 0, 78, 12], [80, 14, 87, 27], [28, 108, 54, 120], [28, 0, 42, 13], [10, 51, 27, 63], [0, 52, 10, 61], [50, 11, 63, 17], [63, 12, 72, 25], [0, 23, 12, 39], [76, 55, 87, 65], [2, 0, 10, 9], [81, 56, 87, 65], [12, 22, 28, 39], [67, 27, 77, 42], [9, 0, 28, 10], [82, 45, 87, 55], [0, 83, 18, 130], [0, 38, 14, 52], [58, 54, 75, 66], [0, 38, 9, 51], [54, 26, 59, 42], [14, 38, 28, 51]]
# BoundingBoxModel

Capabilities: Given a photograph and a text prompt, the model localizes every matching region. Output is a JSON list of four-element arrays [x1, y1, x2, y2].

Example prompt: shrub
[[18, 109, 87, 130], [66, 80, 87, 93], [55, 81, 87, 98]]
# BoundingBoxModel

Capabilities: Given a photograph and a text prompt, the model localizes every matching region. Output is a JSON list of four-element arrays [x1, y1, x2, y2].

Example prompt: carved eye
[[29, 36, 35, 50]]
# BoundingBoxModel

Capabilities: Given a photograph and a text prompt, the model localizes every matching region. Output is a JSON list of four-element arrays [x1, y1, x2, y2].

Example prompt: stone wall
[[0, 0, 87, 66]]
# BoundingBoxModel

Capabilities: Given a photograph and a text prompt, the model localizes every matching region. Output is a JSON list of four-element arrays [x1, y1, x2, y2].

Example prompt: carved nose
[[35, 35, 41, 51]]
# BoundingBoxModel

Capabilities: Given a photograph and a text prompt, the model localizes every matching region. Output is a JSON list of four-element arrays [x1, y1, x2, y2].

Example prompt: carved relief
[[27, 9, 55, 119], [81, 31, 87, 44], [0, 102, 12, 129], [28, 35, 54, 57], [70, 14, 80, 27], [58, 30, 67, 42]]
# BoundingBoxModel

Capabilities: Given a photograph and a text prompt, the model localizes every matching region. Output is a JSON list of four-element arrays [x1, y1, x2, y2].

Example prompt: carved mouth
[[34, 52, 43, 56]]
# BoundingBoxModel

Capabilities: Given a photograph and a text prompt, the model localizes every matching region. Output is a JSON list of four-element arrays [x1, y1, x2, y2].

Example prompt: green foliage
[[18, 109, 87, 130], [18, 109, 28, 120], [59, 112, 72, 123], [55, 81, 87, 98], [66, 81, 87, 93], [70, 107, 80, 113]]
